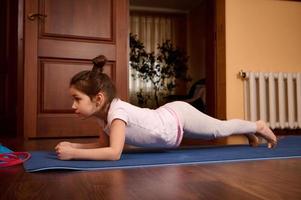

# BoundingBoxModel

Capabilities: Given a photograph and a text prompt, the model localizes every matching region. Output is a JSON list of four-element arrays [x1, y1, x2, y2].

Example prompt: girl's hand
[[55, 141, 73, 148], [55, 143, 75, 160]]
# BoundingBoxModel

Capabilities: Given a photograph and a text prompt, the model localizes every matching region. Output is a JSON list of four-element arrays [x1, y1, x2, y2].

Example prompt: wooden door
[[24, 0, 128, 138]]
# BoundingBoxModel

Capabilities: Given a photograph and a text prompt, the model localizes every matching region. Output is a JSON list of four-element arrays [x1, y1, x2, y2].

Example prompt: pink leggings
[[165, 101, 257, 140]]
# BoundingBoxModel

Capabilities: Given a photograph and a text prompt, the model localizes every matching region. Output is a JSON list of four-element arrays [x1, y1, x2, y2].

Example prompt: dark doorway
[[0, 0, 23, 138], [129, 0, 221, 117]]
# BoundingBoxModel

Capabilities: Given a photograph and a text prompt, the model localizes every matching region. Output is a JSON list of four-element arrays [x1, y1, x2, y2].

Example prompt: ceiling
[[130, 0, 204, 11]]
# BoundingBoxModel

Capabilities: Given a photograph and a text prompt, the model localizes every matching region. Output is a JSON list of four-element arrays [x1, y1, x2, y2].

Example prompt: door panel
[[38, 39, 116, 60], [40, 0, 113, 40], [42, 0, 112, 40], [37, 114, 101, 137], [39, 60, 114, 112], [24, 0, 128, 138]]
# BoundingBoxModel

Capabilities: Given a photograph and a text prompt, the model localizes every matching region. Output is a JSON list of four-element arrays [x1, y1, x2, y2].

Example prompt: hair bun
[[91, 55, 107, 73]]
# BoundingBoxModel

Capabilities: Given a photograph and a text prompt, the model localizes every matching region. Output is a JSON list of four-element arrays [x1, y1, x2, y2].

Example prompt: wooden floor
[[1, 137, 301, 200]]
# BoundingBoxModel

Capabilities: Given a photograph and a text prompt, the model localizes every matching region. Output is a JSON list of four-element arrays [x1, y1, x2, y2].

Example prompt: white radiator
[[240, 71, 301, 129]]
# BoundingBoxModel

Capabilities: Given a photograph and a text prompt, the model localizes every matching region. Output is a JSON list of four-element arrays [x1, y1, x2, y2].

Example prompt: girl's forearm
[[71, 142, 102, 149], [72, 147, 122, 161]]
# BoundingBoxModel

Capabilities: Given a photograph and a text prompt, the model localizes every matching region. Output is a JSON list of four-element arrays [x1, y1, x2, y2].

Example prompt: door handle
[[27, 13, 47, 21]]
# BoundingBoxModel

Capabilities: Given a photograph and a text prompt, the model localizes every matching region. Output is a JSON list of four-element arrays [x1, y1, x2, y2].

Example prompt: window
[[129, 11, 187, 107]]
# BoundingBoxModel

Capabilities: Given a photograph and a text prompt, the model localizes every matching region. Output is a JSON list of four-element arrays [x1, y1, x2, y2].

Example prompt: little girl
[[55, 55, 277, 161]]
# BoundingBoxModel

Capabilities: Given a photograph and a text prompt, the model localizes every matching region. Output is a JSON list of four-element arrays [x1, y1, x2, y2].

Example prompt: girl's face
[[69, 86, 98, 119]]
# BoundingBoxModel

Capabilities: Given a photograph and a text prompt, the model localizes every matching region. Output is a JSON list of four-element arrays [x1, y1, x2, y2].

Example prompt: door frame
[[17, 0, 24, 138], [206, 0, 226, 119], [214, 0, 226, 120]]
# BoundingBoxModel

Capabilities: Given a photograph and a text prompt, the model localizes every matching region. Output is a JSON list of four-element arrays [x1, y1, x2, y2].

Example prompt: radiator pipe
[[239, 70, 247, 79]]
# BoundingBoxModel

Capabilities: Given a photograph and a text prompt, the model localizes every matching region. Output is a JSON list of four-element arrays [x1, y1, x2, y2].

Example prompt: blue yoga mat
[[24, 136, 301, 172]]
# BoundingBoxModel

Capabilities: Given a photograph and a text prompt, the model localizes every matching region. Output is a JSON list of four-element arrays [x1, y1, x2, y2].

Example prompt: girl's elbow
[[110, 154, 121, 161], [112, 156, 121, 161], [110, 151, 122, 161]]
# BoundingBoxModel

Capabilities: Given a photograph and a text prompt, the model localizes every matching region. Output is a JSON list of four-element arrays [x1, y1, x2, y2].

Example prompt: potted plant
[[129, 33, 190, 108]]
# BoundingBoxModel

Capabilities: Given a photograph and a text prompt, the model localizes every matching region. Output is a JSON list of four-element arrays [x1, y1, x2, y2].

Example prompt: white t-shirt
[[104, 99, 183, 148]]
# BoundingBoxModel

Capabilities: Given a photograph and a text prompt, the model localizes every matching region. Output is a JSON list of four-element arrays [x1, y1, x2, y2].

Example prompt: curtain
[[129, 12, 186, 107]]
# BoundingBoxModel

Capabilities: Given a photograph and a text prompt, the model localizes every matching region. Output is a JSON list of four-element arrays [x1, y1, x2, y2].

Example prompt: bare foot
[[256, 120, 277, 148], [246, 134, 260, 147]]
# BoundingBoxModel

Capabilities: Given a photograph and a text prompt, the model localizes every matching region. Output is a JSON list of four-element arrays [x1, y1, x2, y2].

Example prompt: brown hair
[[70, 55, 116, 103]]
